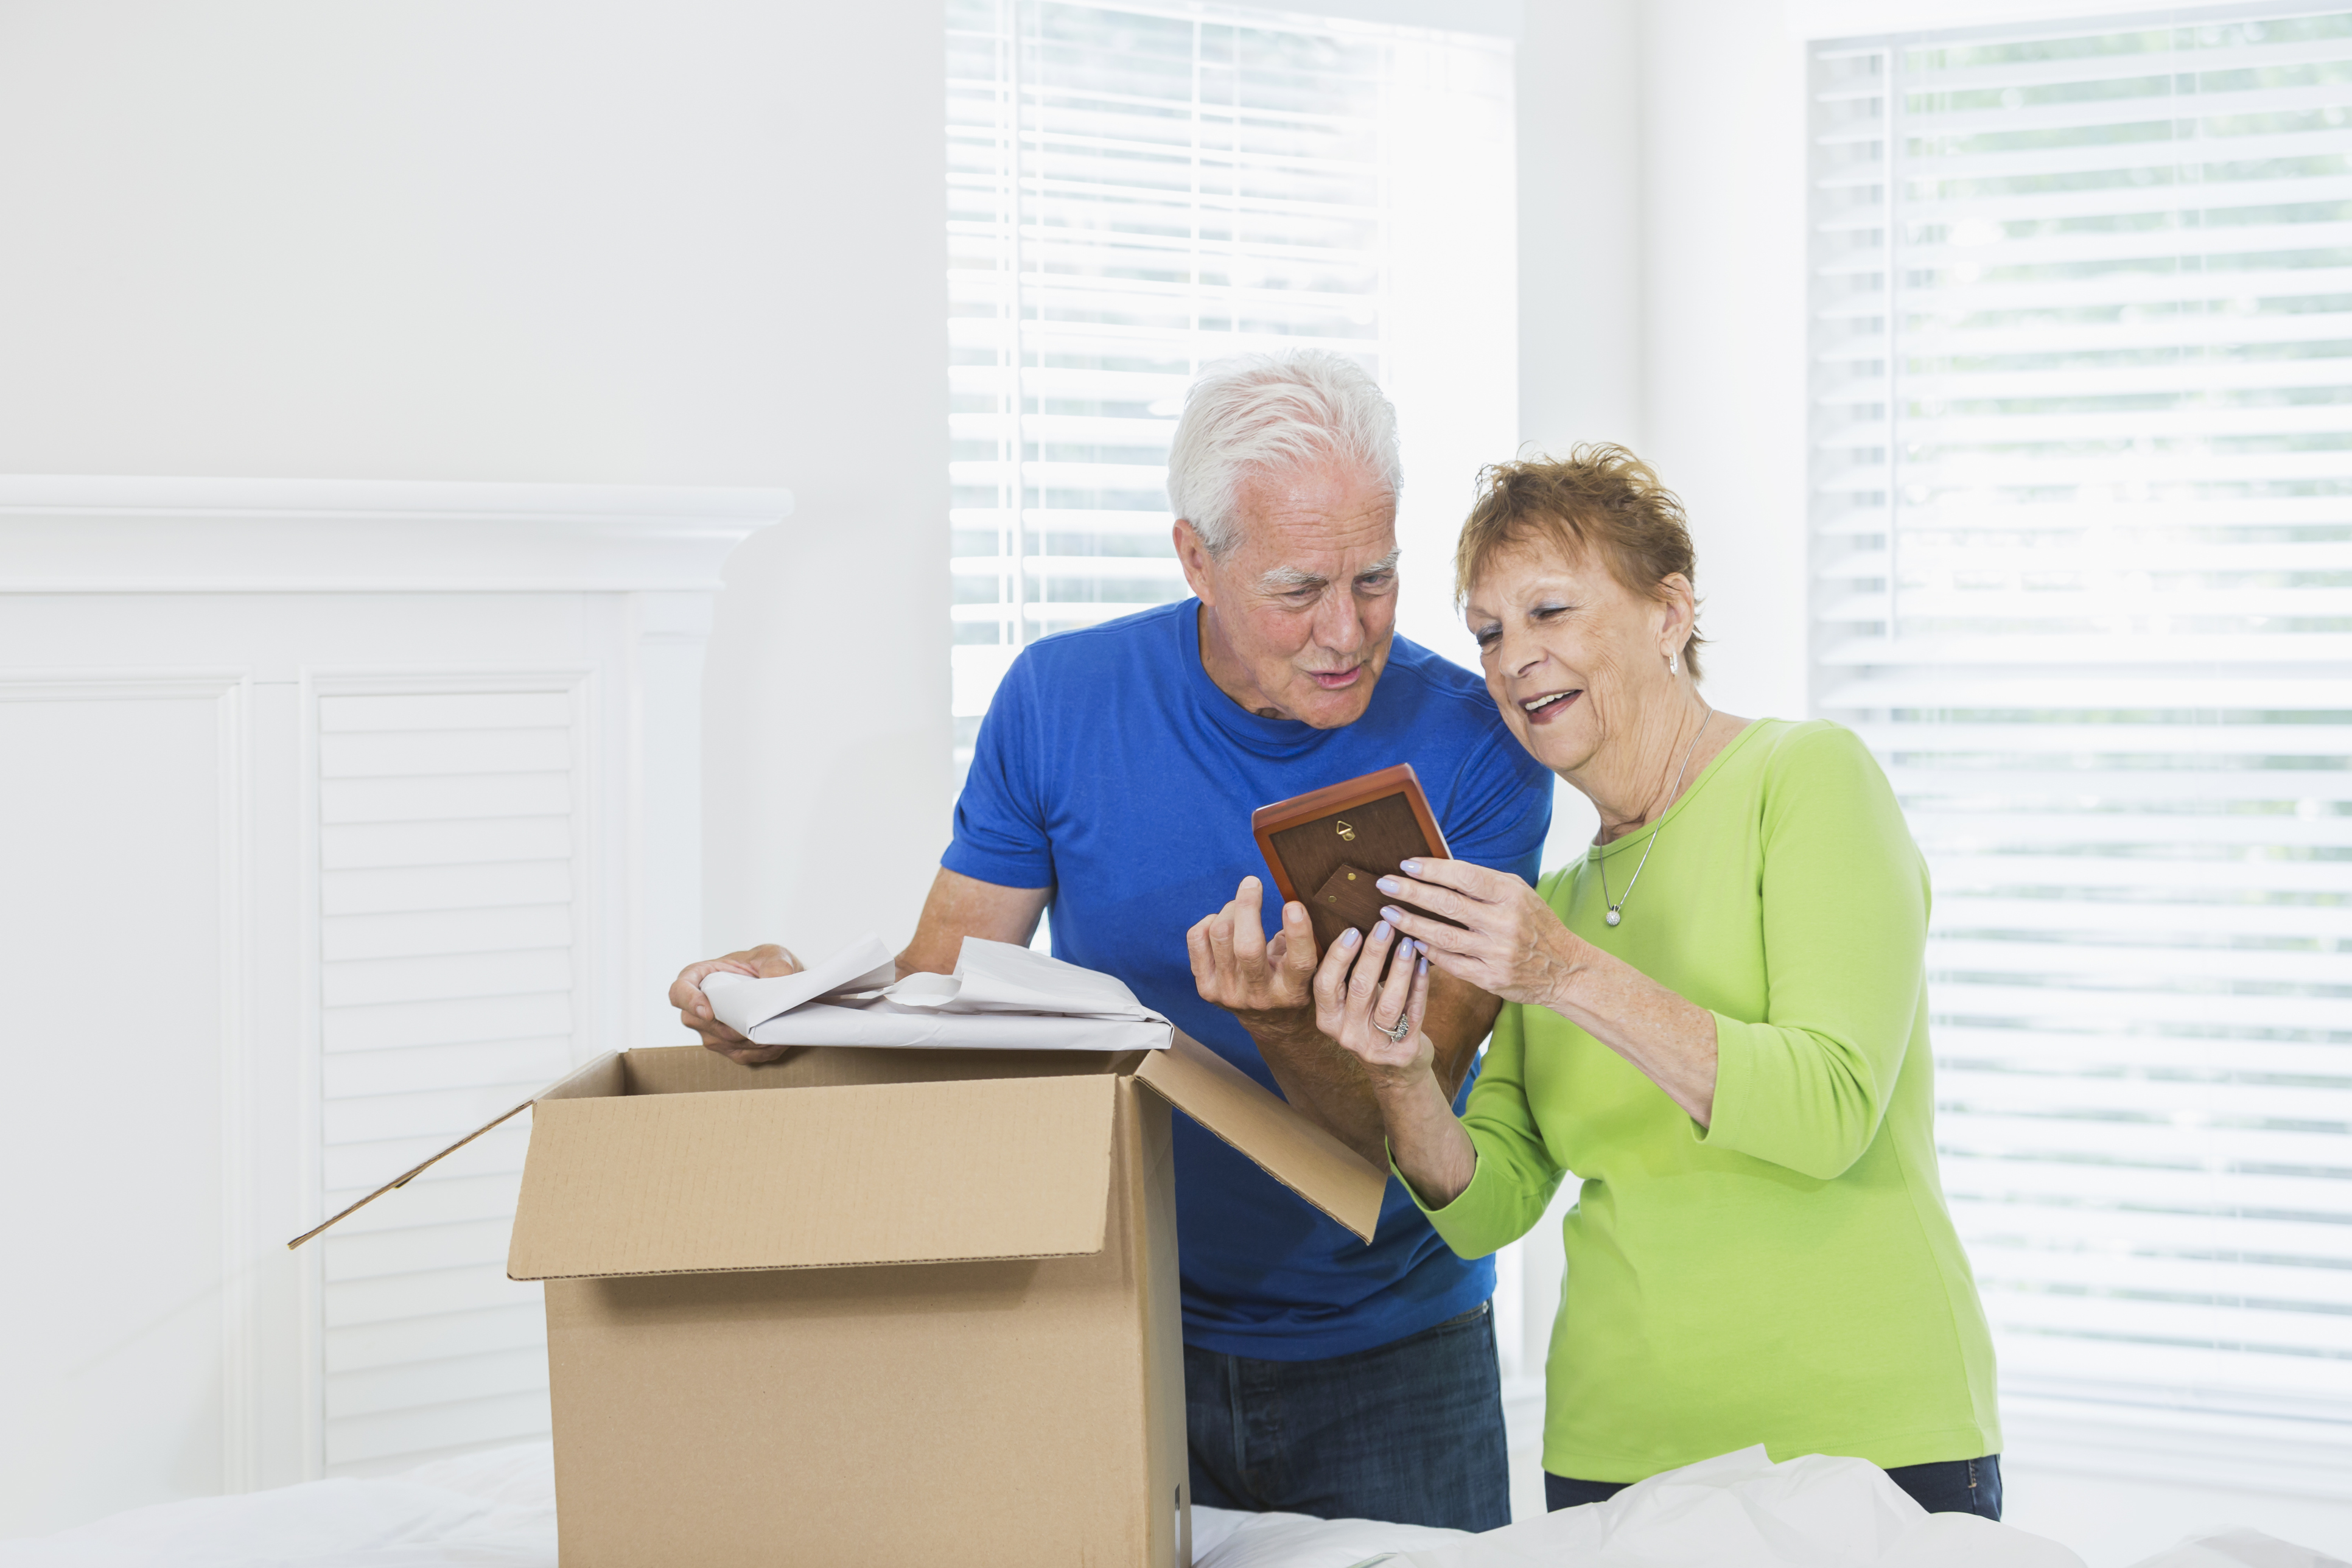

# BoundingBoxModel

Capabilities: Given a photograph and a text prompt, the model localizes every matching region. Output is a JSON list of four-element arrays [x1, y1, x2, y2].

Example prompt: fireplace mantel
[[0, 474, 787, 592]]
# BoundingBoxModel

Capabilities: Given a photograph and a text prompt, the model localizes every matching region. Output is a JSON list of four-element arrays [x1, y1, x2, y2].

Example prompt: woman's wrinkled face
[[1464, 533, 1684, 777]]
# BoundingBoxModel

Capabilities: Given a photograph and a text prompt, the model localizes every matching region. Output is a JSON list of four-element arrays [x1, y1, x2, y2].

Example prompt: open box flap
[[507, 1071, 1118, 1279], [1133, 1031, 1386, 1244], [286, 1052, 623, 1250]]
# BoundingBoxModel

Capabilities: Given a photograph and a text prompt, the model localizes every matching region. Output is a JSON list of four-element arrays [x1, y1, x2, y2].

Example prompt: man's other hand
[[671, 943, 802, 1065], [1186, 876, 1318, 1029]]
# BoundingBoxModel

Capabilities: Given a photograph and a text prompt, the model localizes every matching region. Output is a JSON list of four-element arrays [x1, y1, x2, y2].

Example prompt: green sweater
[[1416, 718, 2000, 1482]]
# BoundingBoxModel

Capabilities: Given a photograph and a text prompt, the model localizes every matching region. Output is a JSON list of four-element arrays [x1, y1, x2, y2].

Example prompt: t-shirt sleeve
[[1441, 719, 1554, 886], [940, 652, 1057, 891], [1404, 991, 1567, 1258], [1696, 724, 1928, 1181]]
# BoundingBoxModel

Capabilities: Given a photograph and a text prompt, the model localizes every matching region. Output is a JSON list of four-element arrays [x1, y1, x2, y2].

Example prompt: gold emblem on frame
[[1335, 819, 1356, 842]]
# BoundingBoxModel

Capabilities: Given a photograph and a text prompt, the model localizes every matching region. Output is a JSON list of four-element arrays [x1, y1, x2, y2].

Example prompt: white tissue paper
[[1357, 1446, 2086, 1568], [699, 934, 1172, 1052]]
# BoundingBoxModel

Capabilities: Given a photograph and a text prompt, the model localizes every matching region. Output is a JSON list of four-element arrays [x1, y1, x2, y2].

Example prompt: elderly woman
[[1315, 446, 2003, 1518]]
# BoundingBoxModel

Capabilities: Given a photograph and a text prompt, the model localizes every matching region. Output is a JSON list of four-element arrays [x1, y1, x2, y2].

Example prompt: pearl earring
[[1668, 653, 1678, 677]]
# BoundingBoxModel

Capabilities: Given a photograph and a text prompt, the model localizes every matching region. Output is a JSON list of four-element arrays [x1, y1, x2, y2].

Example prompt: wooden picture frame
[[1250, 763, 1454, 954]]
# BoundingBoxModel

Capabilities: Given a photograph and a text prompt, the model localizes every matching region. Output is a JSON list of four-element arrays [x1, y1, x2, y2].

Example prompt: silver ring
[[1377, 1013, 1412, 1044]]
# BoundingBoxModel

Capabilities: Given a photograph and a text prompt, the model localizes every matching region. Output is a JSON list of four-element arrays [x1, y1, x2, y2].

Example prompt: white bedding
[[0, 1441, 2329, 1568]]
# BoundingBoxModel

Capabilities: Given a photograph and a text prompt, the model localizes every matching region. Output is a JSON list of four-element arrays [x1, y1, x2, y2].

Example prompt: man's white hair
[[1165, 349, 1402, 558]]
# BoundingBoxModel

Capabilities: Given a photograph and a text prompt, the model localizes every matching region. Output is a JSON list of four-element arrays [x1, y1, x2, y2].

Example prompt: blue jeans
[[1545, 1453, 2003, 1520], [1185, 1301, 1512, 1531]]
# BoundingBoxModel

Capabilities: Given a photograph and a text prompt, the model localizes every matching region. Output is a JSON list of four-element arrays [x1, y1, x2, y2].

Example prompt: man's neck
[[1196, 601, 1289, 720]]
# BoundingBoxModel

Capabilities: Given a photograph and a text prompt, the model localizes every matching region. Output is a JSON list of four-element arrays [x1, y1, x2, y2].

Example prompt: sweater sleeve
[[1404, 989, 1569, 1260], [1695, 724, 1928, 1181]]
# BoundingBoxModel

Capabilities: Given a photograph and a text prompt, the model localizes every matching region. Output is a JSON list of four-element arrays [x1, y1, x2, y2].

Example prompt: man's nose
[[1312, 587, 1366, 654]]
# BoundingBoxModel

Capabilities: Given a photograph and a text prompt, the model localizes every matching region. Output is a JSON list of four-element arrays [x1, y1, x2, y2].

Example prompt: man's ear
[[1174, 519, 1219, 604]]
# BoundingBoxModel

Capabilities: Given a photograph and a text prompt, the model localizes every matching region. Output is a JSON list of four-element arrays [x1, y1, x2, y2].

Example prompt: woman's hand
[[1372, 859, 1589, 1010], [1312, 919, 1434, 1092], [1381, 858, 1724, 1125], [1312, 918, 1480, 1205]]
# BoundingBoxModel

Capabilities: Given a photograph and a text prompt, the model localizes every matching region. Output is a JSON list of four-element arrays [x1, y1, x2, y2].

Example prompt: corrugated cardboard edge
[[1133, 1031, 1387, 1244], [506, 1072, 1119, 1280], [285, 1052, 622, 1250]]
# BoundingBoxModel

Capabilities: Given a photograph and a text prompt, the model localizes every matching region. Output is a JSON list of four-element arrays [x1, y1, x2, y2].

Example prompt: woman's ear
[[1656, 572, 1696, 656]]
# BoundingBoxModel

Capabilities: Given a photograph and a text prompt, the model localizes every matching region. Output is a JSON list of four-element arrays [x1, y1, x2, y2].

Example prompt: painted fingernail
[[1376, 877, 1402, 894], [1382, 906, 1405, 925], [1340, 927, 1360, 948], [1400, 859, 1421, 875], [1418, 956, 1429, 977], [1371, 921, 1390, 942]]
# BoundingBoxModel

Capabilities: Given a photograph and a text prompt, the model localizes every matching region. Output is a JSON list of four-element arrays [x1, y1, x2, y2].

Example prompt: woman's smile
[[1520, 688, 1581, 724]]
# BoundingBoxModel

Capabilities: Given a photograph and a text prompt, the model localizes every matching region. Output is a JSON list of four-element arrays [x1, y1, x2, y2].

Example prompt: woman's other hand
[[1312, 920, 1434, 1090], [1373, 859, 1586, 1010]]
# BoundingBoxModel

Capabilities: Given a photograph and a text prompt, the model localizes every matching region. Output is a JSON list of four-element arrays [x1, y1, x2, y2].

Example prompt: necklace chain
[[1598, 703, 1714, 928]]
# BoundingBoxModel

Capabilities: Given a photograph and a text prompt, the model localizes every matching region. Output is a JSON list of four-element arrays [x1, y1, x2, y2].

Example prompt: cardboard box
[[299, 1034, 1385, 1567]]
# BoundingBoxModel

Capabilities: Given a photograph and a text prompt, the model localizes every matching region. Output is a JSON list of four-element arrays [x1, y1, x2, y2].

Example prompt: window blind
[[944, 0, 1512, 767], [1810, 10, 2352, 1467]]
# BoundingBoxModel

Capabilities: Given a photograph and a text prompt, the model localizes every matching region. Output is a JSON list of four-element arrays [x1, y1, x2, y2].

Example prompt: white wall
[[0, 0, 952, 971], [0, 690, 231, 1531], [1514, 0, 1811, 855], [1519, 0, 1645, 464], [1635, 0, 1811, 730], [1516, 0, 1644, 872], [1385, 33, 1522, 671]]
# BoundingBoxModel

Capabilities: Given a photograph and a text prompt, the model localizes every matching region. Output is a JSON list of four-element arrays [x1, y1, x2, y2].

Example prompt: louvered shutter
[[1809, 12, 2352, 1455], [316, 685, 586, 1472]]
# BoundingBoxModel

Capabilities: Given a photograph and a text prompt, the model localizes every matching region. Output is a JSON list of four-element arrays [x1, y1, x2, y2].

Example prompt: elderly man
[[670, 351, 1550, 1530]]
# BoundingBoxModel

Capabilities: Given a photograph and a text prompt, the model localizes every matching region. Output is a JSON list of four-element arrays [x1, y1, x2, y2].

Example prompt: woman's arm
[[1378, 727, 1927, 1179], [1372, 863, 1724, 1124], [1312, 924, 1568, 1251]]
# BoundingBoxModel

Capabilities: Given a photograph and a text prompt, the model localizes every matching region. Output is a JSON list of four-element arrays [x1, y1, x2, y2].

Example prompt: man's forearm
[[1244, 1010, 1390, 1166], [896, 867, 1051, 979], [1248, 970, 1500, 1167]]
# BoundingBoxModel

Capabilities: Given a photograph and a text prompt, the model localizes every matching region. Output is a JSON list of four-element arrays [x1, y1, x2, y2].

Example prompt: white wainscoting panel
[[0, 477, 784, 1535], [0, 676, 245, 1536]]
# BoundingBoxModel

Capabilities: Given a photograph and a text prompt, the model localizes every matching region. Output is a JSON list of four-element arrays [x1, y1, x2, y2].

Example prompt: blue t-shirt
[[944, 600, 1553, 1360]]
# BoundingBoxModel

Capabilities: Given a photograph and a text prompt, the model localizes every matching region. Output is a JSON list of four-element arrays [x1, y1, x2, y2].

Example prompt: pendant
[[1605, 907, 1622, 926]]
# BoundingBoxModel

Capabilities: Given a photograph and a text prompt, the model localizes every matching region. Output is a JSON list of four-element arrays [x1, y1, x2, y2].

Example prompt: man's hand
[[1185, 876, 1318, 1030], [1185, 871, 1508, 1166], [670, 943, 803, 1066], [1187, 875, 1397, 1161]]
